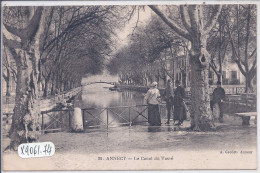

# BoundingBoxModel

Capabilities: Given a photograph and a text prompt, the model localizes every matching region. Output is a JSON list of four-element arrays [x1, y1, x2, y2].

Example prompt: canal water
[[81, 83, 167, 128], [81, 83, 144, 108]]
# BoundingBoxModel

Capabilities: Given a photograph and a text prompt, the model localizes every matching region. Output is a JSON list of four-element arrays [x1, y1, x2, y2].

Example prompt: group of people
[[144, 80, 226, 126], [144, 80, 187, 126]]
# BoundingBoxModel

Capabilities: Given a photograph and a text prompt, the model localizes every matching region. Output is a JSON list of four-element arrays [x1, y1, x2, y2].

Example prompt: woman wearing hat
[[144, 82, 161, 126]]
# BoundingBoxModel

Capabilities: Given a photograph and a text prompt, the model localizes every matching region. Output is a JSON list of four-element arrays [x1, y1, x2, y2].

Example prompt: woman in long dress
[[144, 82, 161, 126]]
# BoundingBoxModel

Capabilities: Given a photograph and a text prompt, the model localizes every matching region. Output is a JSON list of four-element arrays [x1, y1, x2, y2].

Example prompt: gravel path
[[2, 116, 257, 170]]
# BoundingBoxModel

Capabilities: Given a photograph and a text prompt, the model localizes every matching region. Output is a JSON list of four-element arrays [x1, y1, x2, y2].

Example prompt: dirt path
[[2, 116, 257, 170]]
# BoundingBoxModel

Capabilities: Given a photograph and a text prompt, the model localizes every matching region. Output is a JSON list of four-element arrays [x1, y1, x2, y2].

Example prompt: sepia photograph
[[1, 1, 258, 171]]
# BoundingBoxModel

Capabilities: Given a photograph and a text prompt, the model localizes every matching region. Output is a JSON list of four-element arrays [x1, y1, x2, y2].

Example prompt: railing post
[[246, 92, 249, 112], [82, 110, 85, 129], [41, 113, 44, 134], [60, 112, 62, 131], [129, 107, 131, 127], [56, 112, 59, 129], [106, 109, 109, 130], [69, 111, 71, 131]]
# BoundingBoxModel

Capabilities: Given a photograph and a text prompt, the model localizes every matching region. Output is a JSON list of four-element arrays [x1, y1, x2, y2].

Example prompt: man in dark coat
[[210, 81, 226, 122], [173, 80, 186, 126], [165, 79, 174, 124]]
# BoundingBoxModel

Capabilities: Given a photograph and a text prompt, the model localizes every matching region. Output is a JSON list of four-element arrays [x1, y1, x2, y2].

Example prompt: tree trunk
[[70, 81, 73, 90], [60, 82, 64, 92], [51, 79, 56, 95], [43, 78, 50, 97], [189, 52, 215, 131], [5, 75, 11, 96], [9, 50, 41, 150], [3, 68, 11, 96], [6, 81, 11, 96], [5, 7, 45, 150], [217, 73, 222, 83], [245, 73, 254, 93], [43, 82, 48, 97], [148, 4, 222, 131], [189, 32, 215, 131]]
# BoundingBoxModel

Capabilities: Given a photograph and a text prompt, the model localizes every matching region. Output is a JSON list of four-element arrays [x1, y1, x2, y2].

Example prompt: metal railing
[[82, 104, 167, 129], [3, 95, 256, 135], [2, 110, 73, 135], [2, 104, 167, 135], [40, 109, 73, 134]]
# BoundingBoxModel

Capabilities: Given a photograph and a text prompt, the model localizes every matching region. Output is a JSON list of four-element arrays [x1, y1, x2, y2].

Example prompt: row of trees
[[207, 5, 256, 92], [3, 6, 129, 97], [108, 5, 256, 92], [3, 6, 131, 149], [107, 16, 186, 86], [108, 4, 257, 131], [2, 4, 257, 149]]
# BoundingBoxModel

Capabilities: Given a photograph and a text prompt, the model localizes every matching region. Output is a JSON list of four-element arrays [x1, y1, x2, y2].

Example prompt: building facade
[[162, 48, 249, 89]]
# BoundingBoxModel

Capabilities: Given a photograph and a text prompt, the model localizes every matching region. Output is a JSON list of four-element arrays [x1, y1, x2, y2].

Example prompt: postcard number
[[18, 142, 55, 158]]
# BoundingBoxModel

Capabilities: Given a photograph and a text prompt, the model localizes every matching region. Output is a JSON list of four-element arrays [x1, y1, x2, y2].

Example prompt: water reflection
[[81, 83, 146, 128], [82, 84, 143, 108]]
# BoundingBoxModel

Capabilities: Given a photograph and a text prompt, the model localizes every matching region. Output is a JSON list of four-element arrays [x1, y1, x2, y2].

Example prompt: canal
[[81, 83, 166, 128], [82, 83, 144, 108]]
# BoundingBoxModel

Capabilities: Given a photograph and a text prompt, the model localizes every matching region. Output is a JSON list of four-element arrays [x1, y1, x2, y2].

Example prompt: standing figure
[[144, 82, 161, 126], [210, 81, 226, 122], [173, 80, 186, 126], [165, 80, 174, 124]]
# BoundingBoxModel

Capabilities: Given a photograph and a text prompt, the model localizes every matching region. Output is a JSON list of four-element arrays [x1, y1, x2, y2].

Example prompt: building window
[[230, 71, 239, 85], [222, 71, 226, 79], [231, 71, 237, 80], [222, 71, 228, 85]]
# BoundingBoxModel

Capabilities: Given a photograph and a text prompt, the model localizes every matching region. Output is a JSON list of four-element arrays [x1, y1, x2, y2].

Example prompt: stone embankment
[[2, 87, 82, 113], [118, 84, 165, 93], [40, 87, 82, 111]]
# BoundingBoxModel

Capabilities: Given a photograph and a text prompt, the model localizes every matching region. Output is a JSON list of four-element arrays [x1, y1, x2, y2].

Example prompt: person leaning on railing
[[144, 82, 162, 126]]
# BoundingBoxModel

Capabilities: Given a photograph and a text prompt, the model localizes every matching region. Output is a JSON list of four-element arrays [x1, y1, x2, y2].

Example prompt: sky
[[115, 6, 153, 49], [84, 7, 153, 83]]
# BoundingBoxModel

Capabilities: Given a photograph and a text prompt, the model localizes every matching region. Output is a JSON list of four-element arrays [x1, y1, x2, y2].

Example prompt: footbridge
[[84, 81, 117, 86]]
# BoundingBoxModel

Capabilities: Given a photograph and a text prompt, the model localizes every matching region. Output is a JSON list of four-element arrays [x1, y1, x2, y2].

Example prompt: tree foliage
[[225, 4, 257, 92], [3, 5, 128, 149], [107, 16, 185, 85]]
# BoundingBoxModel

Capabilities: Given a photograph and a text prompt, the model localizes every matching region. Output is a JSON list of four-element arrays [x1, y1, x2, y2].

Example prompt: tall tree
[[3, 46, 17, 96], [108, 17, 186, 86], [207, 7, 230, 84], [39, 6, 124, 95], [225, 5, 257, 92], [149, 5, 222, 131], [3, 7, 46, 149], [3, 5, 128, 149]]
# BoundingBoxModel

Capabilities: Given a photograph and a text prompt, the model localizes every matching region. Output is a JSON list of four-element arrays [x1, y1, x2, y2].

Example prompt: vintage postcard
[[1, 0, 258, 171]]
